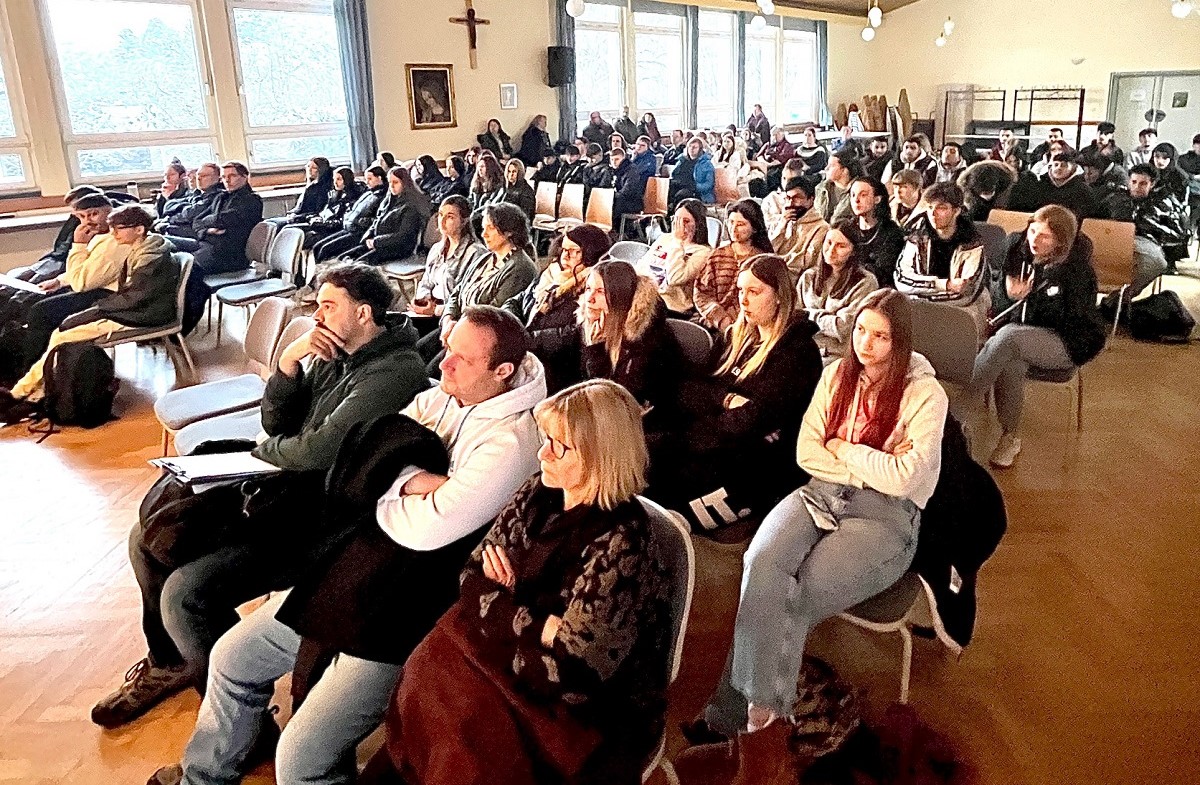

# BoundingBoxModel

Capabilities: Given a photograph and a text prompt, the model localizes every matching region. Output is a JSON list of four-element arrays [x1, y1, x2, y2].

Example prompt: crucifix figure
[[450, 0, 490, 70]]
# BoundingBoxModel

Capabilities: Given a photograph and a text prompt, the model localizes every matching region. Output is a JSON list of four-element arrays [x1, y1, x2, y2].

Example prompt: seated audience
[[312, 166, 388, 262], [639, 111, 663, 148], [1027, 127, 1065, 165], [1150, 142, 1193, 272], [1097, 165, 1171, 314], [443, 155, 471, 199], [506, 225, 610, 392], [1030, 138, 1073, 178], [608, 144, 652, 236], [576, 260, 680, 428], [614, 107, 639, 145], [435, 203, 538, 368], [989, 127, 1024, 162], [1031, 151, 1097, 221], [409, 195, 487, 326], [896, 182, 991, 335], [267, 157, 333, 229], [830, 124, 864, 158], [1, 185, 101, 295], [156, 162, 222, 252], [581, 143, 614, 197], [531, 148, 561, 188], [864, 136, 893, 182], [889, 169, 924, 226], [1082, 121, 1125, 168], [146, 307, 545, 785], [154, 160, 194, 227], [844, 177, 906, 288], [935, 143, 967, 184], [970, 206, 1105, 468], [1126, 128, 1158, 169], [959, 160, 1016, 222], [469, 153, 506, 214], [747, 126, 796, 197], [636, 198, 713, 316], [795, 127, 829, 177], [463, 147, 480, 182], [0, 206, 179, 420], [90, 264, 428, 731], [478, 118, 513, 160], [1179, 134, 1200, 243], [500, 159, 536, 221], [413, 155, 455, 205], [815, 149, 862, 225], [582, 111, 616, 148], [363, 379, 670, 785], [716, 133, 754, 194], [1005, 150, 1042, 212], [1079, 150, 1131, 219], [747, 103, 772, 149], [689, 288, 947, 739], [668, 136, 715, 209], [768, 175, 829, 277], [797, 222, 880, 362], [556, 143, 588, 187], [515, 114, 553, 167], [302, 166, 364, 249], [761, 158, 808, 225], [342, 166, 428, 265], [652, 254, 822, 531], [164, 160, 263, 277], [609, 132, 627, 152], [375, 151, 398, 170], [694, 199, 773, 331], [882, 135, 938, 188], [662, 129, 689, 167]]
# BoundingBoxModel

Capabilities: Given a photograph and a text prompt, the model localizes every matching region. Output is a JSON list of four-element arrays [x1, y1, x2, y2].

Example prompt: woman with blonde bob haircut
[[652, 254, 823, 532], [364, 379, 674, 785]]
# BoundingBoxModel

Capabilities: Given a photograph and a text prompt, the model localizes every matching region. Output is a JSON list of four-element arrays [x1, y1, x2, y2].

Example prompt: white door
[[1110, 71, 1200, 153]]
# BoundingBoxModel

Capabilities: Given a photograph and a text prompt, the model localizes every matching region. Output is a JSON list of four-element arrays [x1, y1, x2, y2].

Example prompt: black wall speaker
[[547, 46, 575, 88]]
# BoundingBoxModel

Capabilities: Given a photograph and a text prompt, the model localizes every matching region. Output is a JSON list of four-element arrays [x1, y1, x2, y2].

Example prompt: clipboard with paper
[[149, 453, 281, 486]]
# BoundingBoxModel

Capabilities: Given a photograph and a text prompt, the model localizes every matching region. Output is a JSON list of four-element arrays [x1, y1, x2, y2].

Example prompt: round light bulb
[[565, 0, 586, 18], [760, 0, 775, 14], [861, 25, 876, 41], [1171, 0, 1193, 18], [943, 17, 955, 34], [751, 14, 767, 31], [868, 6, 883, 27], [935, 34, 947, 47]]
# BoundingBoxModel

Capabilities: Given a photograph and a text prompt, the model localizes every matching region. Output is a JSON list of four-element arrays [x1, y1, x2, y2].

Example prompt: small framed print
[[499, 83, 518, 111]]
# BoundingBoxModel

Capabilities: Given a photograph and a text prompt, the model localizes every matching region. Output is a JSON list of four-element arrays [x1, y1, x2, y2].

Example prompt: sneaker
[[146, 764, 182, 785], [989, 434, 1022, 468], [91, 658, 191, 728]]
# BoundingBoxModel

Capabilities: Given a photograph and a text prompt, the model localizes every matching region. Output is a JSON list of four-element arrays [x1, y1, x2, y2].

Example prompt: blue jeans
[[181, 591, 401, 785], [969, 323, 1074, 434], [703, 480, 919, 733]]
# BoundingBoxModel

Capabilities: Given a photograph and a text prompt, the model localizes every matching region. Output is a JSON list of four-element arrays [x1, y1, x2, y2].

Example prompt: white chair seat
[[217, 278, 297, 305], [382, 257, 426, 279], [205, 267, 265, 291], [154, 374, 266, 430], [174, 408, 263, 456]]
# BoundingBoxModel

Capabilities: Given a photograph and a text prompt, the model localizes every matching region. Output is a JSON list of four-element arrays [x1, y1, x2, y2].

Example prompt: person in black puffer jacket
[[341, 167, 430, 266], [969, 205, 1105, 468], [313, 166, 388, 262], [303, 167, 365, 248], [647, 254, 823, 532]]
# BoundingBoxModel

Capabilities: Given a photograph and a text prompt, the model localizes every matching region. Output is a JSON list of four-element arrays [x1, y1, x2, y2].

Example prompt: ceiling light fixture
[[943, 16, 955, 34], [1171, 0, 1195, 18], [750, 13, 767, 31], [935, 34, 946, 46], [868, 3, 883, 27], [565, 0, 586, 19], [861, 25, 876, 41]]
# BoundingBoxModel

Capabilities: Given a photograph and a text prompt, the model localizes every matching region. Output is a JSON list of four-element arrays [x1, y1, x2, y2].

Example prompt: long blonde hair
[[715, 254, 795, 380], [534, 379, 648, 510]]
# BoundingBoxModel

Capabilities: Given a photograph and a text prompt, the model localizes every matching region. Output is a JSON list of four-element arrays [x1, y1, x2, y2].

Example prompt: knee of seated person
[[274, 715, 336, 784]]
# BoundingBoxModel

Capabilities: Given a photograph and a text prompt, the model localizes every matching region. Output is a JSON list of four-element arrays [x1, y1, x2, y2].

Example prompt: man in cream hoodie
[[150, 305, 546, 785]]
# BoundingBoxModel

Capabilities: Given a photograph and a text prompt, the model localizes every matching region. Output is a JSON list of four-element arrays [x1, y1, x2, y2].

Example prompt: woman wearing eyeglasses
[[360, 379, 673, 785]]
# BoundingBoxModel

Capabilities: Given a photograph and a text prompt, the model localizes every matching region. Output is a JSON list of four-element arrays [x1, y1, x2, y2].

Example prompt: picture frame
[[499, 83, 518, 111], [406, 64, 457, 130]]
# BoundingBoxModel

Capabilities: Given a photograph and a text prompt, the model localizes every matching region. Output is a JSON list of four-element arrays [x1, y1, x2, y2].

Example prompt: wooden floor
[[2, 272, 1199, 785]]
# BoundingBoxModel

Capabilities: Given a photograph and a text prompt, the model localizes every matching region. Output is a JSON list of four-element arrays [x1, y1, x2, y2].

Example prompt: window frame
[[573, 3, 625, 135], [38, 0, 221, 184], [0, 2, 38, 191], [224, 0, 350, 171], [629, 7, 686, 134], [695, 9, 736, 130], [780, 27, 818, 125]]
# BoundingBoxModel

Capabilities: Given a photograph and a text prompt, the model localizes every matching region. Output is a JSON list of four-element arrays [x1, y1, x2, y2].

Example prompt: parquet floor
[[2, 275, 1199, 785]]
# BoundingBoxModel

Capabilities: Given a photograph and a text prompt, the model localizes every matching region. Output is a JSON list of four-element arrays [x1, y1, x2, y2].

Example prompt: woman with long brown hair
[[797, 222, 879, 361], [689, 288, 947, 741], [693, 199, 773, 331]]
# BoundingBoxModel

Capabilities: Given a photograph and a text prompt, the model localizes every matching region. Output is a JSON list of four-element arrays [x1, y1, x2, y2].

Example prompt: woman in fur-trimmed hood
[[957, 159, 1016, 221]]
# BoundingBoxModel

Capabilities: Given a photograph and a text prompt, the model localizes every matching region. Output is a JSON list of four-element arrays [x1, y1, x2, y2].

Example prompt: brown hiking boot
[[91, 657, 191, 728]]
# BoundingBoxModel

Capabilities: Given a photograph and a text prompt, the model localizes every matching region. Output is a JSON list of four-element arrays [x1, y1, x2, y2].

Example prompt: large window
[[0, 11, 33, 191], [228, 1, 349, 167], [696, 11, 735, 129], [574, 4, 623, 135], [42, 0, 217, 180], [743, 18, 778, 128], [781, 29, 817, 124], [632, 11, 684, 133], [743, 18, 820, 126]]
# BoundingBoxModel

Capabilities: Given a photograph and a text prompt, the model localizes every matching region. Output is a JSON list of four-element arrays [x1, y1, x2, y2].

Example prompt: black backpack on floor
[[42, 342, 118, 427], [1129, 291, 1196, 344]]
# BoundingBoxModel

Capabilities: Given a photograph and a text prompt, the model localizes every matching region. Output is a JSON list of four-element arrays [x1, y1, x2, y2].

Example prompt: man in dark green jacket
[[92, 263, 429, 729]]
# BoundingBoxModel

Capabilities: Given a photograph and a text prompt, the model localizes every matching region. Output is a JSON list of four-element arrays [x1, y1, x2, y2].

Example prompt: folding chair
[[203, 221, 276, 331], [1080, 218, 1135, 337], [985, 209, 1033, 237], [713, 166, 741, 208], [605, 240, 650, 264], [619, 177, 670, 239], [214, 227, 305, 345]]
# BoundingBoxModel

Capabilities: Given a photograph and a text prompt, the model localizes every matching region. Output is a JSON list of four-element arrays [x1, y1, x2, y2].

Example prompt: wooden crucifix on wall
[[449, 0, 490, 70]]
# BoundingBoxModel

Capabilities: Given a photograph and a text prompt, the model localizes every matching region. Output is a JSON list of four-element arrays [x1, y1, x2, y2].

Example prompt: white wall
[[835, 0, 1200, 128], [367, 0, 559, 157]]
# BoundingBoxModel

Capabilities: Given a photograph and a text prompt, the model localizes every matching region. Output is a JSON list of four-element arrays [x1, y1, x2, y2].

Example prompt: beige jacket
[[635, 234, 712, 313], [59, 233, 132, 293], [770, 209, 829, 278]]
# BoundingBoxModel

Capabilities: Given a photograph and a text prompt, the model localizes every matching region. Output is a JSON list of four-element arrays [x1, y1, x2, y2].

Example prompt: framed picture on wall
[[499, 83, 518, 111], [406, 64, 457, 129]]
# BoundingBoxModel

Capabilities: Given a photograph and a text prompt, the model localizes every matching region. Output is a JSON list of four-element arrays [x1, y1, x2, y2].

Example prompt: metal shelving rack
[[1012, 87, 1087, 149], [942, 88, 1007, 148]]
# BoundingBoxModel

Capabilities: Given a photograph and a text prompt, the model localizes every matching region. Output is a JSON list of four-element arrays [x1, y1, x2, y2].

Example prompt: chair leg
[[1075, 372, 1083, 432], [899, 626, 913, 704], [161, 428, 169, 457], [175, 334, 196, 381], [1110, 285, 1128, 338], [216, 300, 224, 347]]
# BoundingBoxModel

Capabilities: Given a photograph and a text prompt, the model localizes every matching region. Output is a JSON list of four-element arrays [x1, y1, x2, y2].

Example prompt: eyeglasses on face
[[541, 433, 573, 459]]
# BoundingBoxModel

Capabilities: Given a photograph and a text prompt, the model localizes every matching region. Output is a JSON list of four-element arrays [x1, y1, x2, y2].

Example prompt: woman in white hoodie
[[634, 198, 712, 315], [688, 288, 947, 741]]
